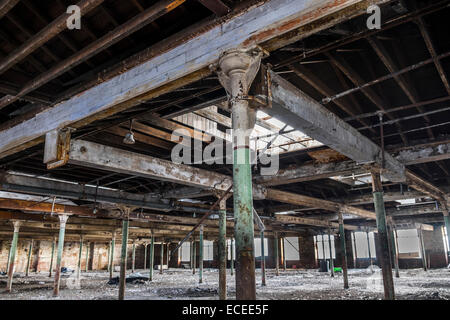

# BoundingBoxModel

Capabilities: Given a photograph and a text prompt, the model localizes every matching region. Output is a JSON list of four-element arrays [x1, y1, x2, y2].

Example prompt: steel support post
[[328, 227, 334, 277], [119, 216, 129, 300], [53, 214, 69, 297], [25, 239, 33, 277], [366, 230, 374, 273], [131, 240, 136, 273], [77, 236, 83, 279], [199, 225, 204, 284], [418, 226, 427, 271], [218, 198, 227, 299], [371, 171, 395, 300], [6, 241, 11, 274], [274, 234, 279, 276], [190, 240, 193, 270], [260, 231, 266, 286], [110, 231, 116, 279], [6, 220, 21, 292], [49, 237, 55, 277], [338, 212, 349, 289], [216, 47, 262, 300], [149, 233, 154, 281]]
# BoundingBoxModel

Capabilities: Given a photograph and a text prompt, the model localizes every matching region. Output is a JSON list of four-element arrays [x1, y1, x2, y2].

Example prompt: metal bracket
[[44, 127, 75, 170]]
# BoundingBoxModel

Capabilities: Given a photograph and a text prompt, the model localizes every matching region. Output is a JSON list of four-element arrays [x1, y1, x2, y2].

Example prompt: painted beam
[[0, 0, 383, 159], [267, 70, 405, 182]]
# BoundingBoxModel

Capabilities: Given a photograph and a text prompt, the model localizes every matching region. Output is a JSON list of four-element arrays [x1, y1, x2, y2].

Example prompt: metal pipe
[[371, 171, 395, 300], [328, 228, 334, 277], [190, 240, 193, 270], [321, 233, 326, 269], [107, 240, 111, 273], [394, 228, 400, 278], [260, 231, 266, 286], [338, 212, 349, 289], [166, 242, 170, 269], [6, 220, 20, 292], [110, 232, 116, 279], [199, 225, 204, 284], [218, 198, 227, 299], [49, 237, 56, 277], [149, 234, 154, 281], [53, 214, 69, 297], [25, 239, 33, 277], [119, 218, 129, 300]]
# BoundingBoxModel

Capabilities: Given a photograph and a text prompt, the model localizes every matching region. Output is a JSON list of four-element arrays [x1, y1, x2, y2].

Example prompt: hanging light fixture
[[123, 119, 135, 145]]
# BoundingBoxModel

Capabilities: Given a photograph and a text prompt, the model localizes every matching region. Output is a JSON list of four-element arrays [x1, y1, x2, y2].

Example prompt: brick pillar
[[422, 226, 447, 268], [298, 234, 316, 269]]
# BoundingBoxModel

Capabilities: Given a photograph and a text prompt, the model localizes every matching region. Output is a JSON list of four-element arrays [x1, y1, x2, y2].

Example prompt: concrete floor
[[0, 267, 449, 300]]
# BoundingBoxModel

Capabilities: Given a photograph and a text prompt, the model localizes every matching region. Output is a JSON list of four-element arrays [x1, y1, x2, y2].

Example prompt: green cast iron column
[[218, 198, 227, 299], [6, 220, 21, 292], [338, 212, 349, 289], [282, 237, 287, 271], [25, 239, 33, 277], [371, 171, 395, 300], [119, 217, 129, 300], [53, 214, 69, 297], [199, 225, 204, 284]]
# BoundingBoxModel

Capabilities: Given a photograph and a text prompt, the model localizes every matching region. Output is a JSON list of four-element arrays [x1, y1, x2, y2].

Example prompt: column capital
[[57, 214, 69, 227], [213, 46, 265, 99], [11, 220, 21, 232]]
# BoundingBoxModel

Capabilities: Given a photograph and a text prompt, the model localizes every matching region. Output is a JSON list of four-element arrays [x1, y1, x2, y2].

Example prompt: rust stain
[[308, 149, 349, 163]]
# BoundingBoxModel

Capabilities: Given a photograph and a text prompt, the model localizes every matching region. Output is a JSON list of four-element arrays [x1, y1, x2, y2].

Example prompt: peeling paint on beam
[[0, 0, 374, 159]]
